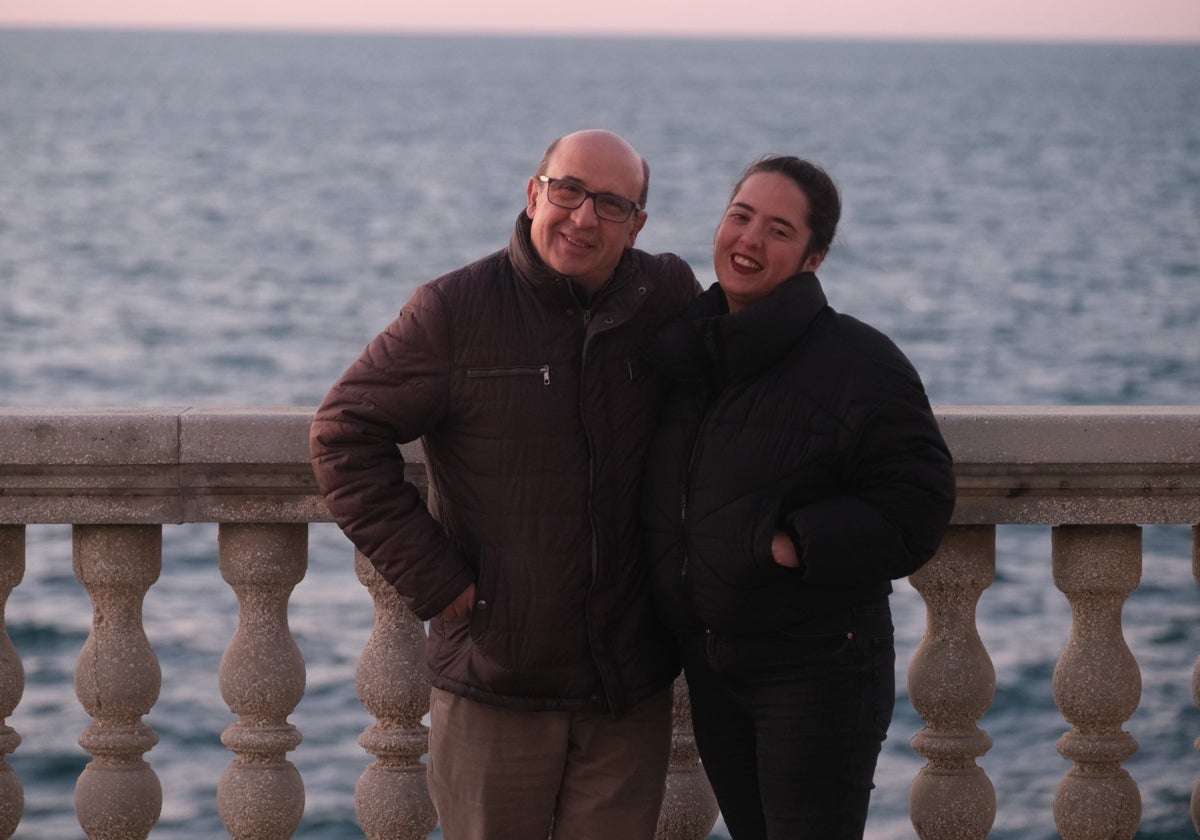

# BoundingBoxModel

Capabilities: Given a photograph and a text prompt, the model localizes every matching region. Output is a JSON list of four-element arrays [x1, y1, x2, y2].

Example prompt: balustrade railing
[[0, 406, 1197, 839]]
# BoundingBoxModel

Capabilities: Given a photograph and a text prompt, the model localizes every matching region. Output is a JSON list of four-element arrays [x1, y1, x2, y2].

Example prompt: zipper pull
[[540, 365, 551, 385]]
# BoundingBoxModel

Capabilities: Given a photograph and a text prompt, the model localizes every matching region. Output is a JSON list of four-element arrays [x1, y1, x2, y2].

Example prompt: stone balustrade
[[0, 406, 1197, 839]]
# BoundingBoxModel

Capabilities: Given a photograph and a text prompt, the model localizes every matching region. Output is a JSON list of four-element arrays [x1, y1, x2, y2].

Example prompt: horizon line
[[2, 21, 1199, 47]]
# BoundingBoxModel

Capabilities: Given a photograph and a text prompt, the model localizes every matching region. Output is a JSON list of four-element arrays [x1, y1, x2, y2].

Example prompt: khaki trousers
[[427, 686, 673, 840]]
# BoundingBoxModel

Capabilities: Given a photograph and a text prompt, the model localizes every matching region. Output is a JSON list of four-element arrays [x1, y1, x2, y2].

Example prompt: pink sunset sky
[[2, 0, 1199, 42]]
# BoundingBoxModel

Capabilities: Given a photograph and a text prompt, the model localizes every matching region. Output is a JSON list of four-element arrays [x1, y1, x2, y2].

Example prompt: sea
[[1, 28, 1198, 840]]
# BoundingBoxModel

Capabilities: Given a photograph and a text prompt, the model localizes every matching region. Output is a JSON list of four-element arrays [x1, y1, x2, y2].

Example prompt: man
[[309, 129, 699, 840]]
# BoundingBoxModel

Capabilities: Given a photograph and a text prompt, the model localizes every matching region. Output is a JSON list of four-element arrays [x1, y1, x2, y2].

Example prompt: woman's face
[[713, 171, 824, 313]]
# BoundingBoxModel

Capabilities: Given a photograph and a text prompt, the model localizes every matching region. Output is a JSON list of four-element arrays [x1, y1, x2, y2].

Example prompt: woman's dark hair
[[731, 155, 841, 259]]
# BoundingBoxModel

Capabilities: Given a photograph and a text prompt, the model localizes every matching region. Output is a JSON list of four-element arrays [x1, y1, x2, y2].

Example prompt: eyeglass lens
[[546, 180, 635, 222]]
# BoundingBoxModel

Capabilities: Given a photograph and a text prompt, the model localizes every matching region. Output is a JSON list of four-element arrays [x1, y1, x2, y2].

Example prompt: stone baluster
[[1191, 524, 1199, 835], [655, 675, 719, 840], [906, 525, 997, 840], [72, 525, 163, 840], [217, 523, 307, 839], [0, 527, 24, 840], [1051, 524, 1142, 839], [352, 550, 437, 840]]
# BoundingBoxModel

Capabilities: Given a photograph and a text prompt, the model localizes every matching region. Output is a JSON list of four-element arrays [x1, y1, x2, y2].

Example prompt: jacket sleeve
[[309, 283, 476, 620], [782, 365, 957, 587]]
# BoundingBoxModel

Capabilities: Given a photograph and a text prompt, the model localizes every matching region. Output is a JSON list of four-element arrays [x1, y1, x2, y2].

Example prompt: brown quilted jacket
[[310, 212, 698, 713]]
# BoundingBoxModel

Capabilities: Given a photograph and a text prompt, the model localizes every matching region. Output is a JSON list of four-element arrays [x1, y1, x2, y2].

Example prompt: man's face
[[526, 133, 647, 295]]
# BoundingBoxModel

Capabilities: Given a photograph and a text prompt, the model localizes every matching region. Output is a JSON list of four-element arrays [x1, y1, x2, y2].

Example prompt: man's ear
[[525, 176, 541, 219], [626, 210, 648, 248], [802, 249, 826, 272]]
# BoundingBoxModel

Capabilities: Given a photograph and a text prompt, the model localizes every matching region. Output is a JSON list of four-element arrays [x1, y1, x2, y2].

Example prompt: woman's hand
[[771, 531, 801, 568]]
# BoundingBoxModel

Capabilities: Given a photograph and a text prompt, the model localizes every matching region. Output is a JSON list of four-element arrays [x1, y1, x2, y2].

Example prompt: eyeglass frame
[[537, 176, 644, 223]]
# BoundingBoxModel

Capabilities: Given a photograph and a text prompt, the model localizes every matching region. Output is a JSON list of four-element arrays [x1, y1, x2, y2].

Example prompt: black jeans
[[679, 604, 895, 840]]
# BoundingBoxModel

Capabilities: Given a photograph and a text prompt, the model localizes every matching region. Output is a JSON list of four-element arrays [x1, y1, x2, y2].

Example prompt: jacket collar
[[652, 272, 829, 387], [508, 211, 554, 288], [507, 211, 636, 310]]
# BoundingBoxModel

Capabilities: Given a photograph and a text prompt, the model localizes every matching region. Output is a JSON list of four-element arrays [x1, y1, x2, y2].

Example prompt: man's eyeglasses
[[538, 176, 642, 223]]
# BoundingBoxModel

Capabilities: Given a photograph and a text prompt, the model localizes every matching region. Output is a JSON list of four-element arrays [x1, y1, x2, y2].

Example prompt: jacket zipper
[[466, 364, 551, 385], [680, 397, 718, 584], [680, 493, 689, 580], [575, 285, 618, 709]]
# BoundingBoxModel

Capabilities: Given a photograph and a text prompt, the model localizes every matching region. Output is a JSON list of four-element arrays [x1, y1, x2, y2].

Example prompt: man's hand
[[438, 583, 477, 621]]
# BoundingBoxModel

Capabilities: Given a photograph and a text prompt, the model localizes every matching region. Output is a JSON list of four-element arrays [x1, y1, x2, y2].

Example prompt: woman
[[641, 155, 956, 839]]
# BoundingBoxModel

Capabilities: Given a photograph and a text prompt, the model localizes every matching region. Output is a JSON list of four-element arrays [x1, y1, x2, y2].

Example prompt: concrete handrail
[[1, 406, 1198, 839]]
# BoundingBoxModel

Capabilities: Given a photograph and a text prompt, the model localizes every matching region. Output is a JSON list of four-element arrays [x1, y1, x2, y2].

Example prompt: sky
[[2, 0, 1199, 43]]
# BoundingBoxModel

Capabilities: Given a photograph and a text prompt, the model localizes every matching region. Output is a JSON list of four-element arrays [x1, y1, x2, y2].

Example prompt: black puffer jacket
[[311, 212, 698, 713], [641, 273, 955, 636]]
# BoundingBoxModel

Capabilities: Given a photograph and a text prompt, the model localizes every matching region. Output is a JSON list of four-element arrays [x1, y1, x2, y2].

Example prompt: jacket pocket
[[467, 547, 495, 646], [622, 356, 648, 382], [752, 495, 785, 575], [466, 364, 551, 385]]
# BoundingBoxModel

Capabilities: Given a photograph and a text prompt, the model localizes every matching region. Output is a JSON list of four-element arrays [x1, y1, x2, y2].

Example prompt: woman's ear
[[802, 250, 826, 272]]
